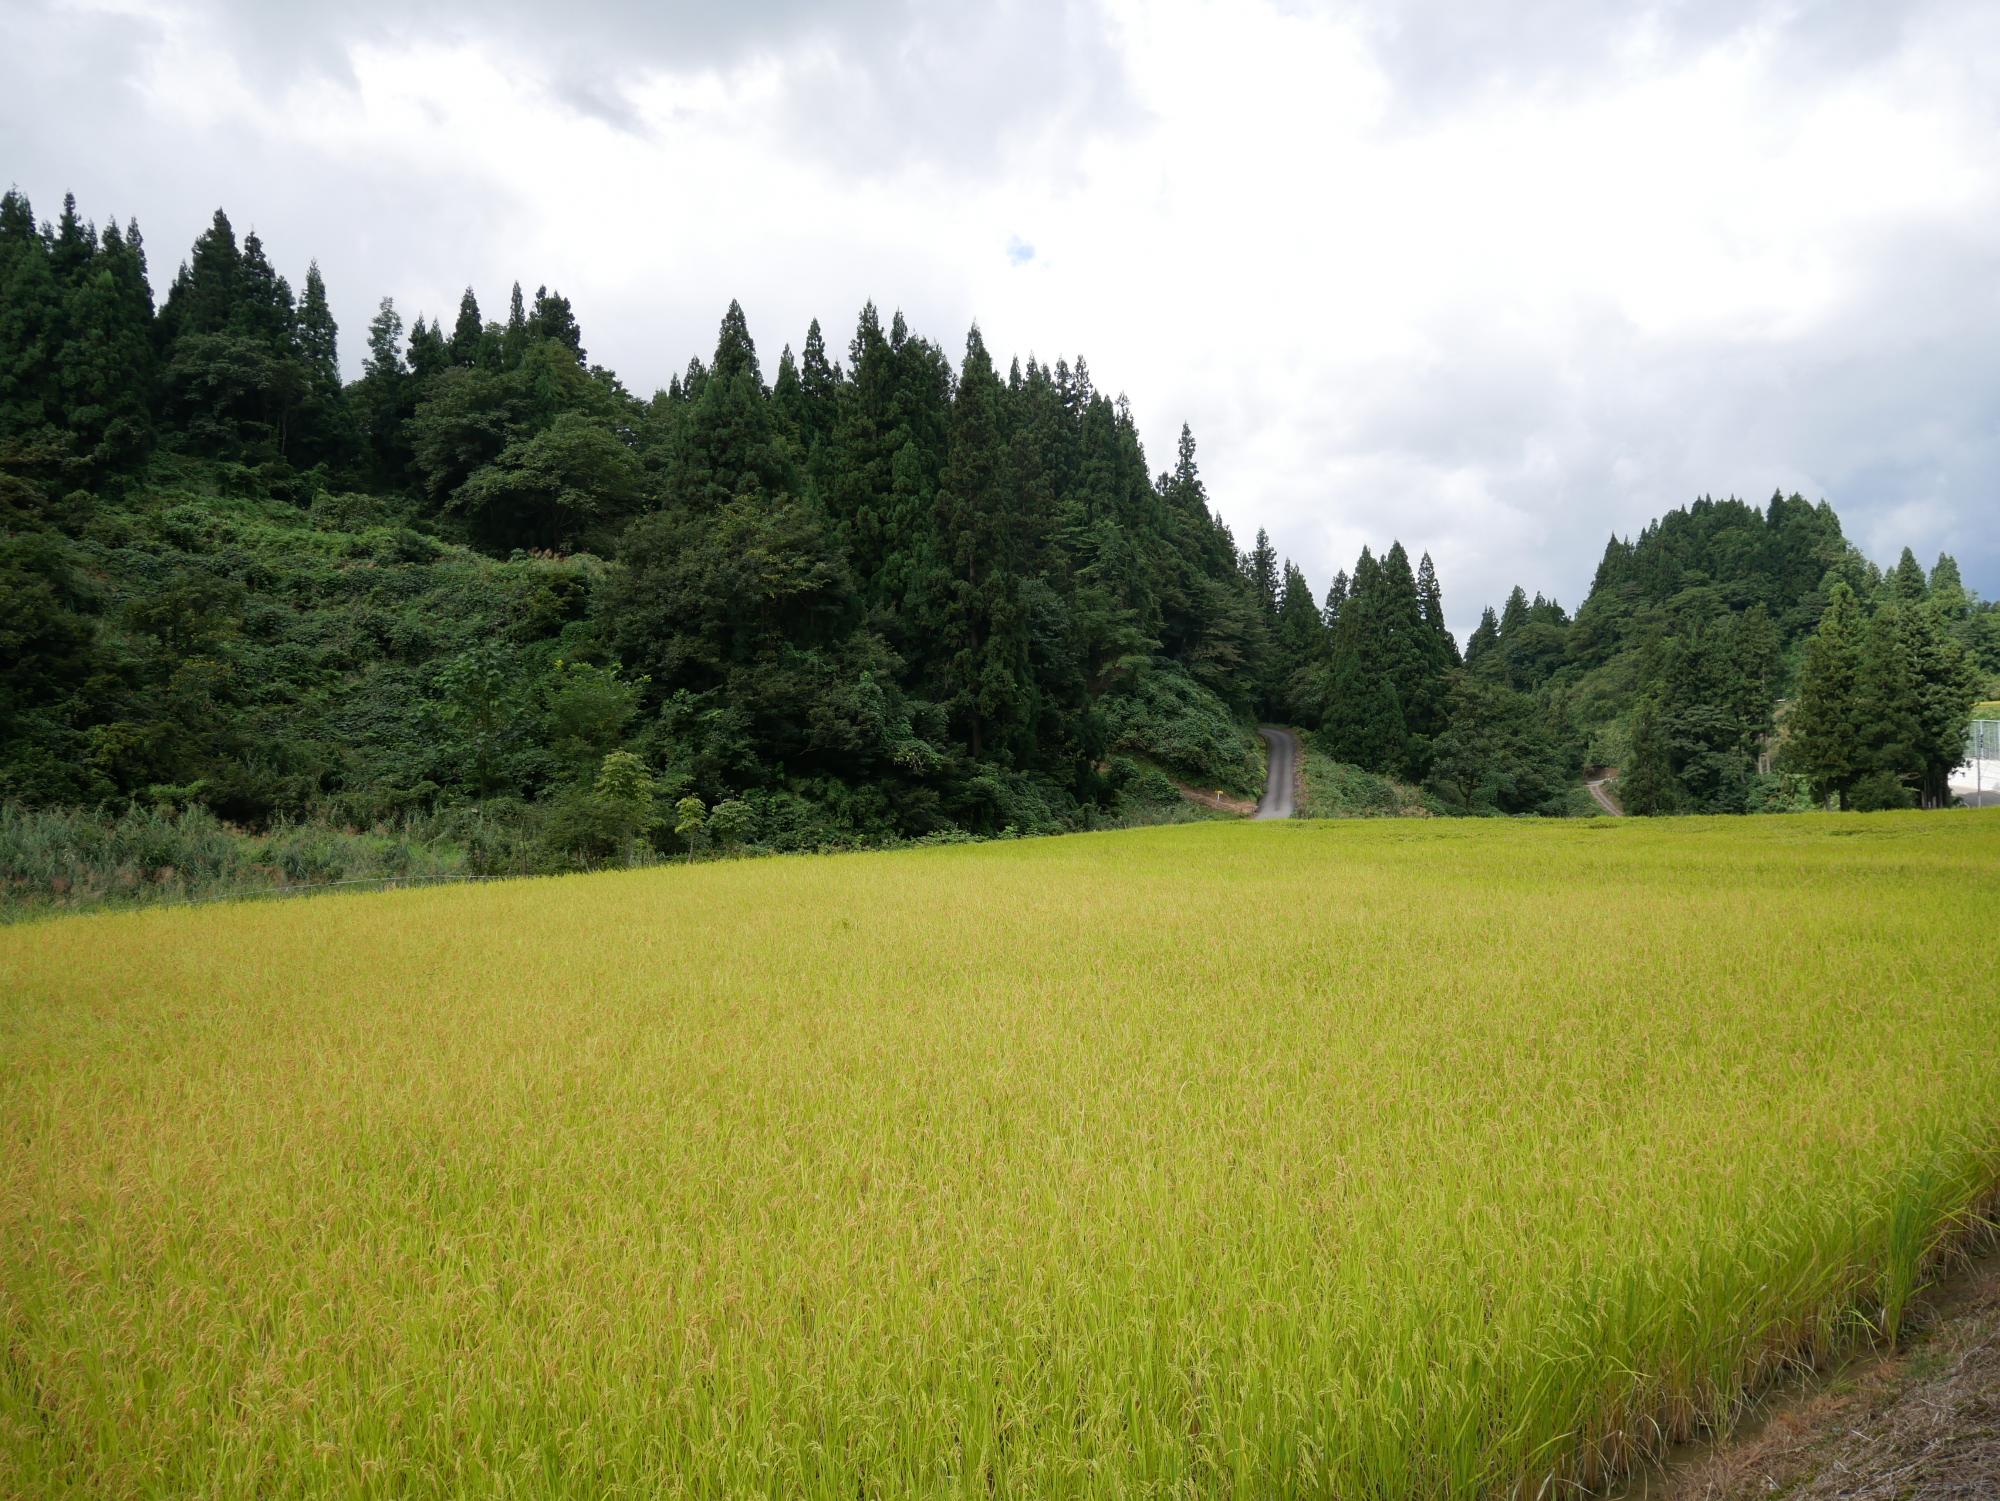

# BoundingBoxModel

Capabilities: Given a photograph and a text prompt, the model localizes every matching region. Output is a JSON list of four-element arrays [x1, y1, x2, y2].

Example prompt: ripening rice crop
[[3, 811, 1998, 1498]]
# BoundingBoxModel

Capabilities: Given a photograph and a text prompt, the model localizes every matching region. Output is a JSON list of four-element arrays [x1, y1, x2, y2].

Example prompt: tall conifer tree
[[449, 288, 483, 366], [1245, 529, 1279, 617], [932, 325, 1032, 762], [1786, 581, 1865, 807]]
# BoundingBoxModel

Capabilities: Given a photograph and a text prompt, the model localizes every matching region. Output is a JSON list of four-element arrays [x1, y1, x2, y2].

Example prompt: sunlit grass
[[3, 811, 1997, 1498]]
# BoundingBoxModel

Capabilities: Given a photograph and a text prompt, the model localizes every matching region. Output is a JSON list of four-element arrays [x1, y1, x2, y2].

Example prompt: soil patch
[[1610, 1239, 2000, 1500], [1174, 781, 1255, 816]]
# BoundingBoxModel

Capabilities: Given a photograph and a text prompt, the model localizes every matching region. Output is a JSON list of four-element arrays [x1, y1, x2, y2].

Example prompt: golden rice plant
[[3, 810, 1997, 1498]]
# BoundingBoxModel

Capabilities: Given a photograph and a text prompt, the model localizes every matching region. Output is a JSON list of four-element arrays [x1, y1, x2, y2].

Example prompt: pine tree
[[825, 300, 950, 623], [501, 282, 528, 368], [296, 261, 339, 392], [791, 318, 838, 479], [1723, 603, 1782, 754], [1927, 553, 1968, 622], [48, 193, 94, 285], [1375, 541, 1446, 775], [1620, 693, 1682, 814], [159, 208, 242, 341], [233, 231, 296, 346], [770, 343, 803, 436], [358, 296, 410, 479], [669, 301, 793, 512], [529, 285, 585, 365], [1785, 581, 1865, 808], [449, 287, 483, 366], [0, 190, 62, 440], [932, 324, 1032, 762], [1906, 600, 1982, 807], [1889, 547, 1928, 604], [1320, 649, 1405, 774], [1851, 603, 1924, 808], [406, 315, 447, 381], [1245, 529, 1279, 617], [1321, 570, 1348, 629], [1317, 545, 1405, 772], [1152, 422, 1251, 705], [55, 217, 157, 466], [1272, 560, 1326, 722], [293, 260, 347, 464], [1416, 552, 1460, 666], [1464, 607, 1501, 672], [154, 210, 319, 460], [800, 319, 836, 404], [364, 299, 405, 380]]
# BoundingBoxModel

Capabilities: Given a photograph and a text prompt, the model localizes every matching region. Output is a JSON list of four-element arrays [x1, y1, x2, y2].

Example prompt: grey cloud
[[1229, 215, 2000, 641], [16, 0, 1137, 174], [759, 2, 1135, 176], [1318, 0, 1960, 121], [185, 0, 906, 82]]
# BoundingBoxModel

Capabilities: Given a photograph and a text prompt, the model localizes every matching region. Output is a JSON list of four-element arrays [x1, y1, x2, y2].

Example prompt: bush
[[1100, 664, 1262, 794], [1849, 771, 1916, 812], [260, 824, 352, 884], [708, 799, 754, 852], [0, 800, 539, 918], [537, 788, 630, 870], [1, 803, 247, 913], [309, 490, 399, 532], [1297, 737, 1439, 819], [1107, 756, 1183, 809], [1744, 772, 1816, 814]]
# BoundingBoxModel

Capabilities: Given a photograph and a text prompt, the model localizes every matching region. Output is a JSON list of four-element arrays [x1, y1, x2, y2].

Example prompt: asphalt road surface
[[1255, 726, 1299, 820], [1585, 776, 1624, 815]]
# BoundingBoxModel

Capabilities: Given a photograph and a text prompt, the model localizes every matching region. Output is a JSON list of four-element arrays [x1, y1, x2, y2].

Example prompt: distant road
[[1585, 776, 1623, 816], [1255, 727, 1299, 820]]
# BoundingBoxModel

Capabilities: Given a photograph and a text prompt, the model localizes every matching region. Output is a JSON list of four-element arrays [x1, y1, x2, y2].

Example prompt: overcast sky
[[6, 0, 1998, 636]]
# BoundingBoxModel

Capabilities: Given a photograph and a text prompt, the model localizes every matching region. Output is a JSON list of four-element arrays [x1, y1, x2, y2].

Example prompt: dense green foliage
[[4, 189, 1993, 869], [1292, 732, 1442, 819], [2, 192, 1282, 864], [1458, 499, 1997, 814], [1229, 499, 1988, 819]]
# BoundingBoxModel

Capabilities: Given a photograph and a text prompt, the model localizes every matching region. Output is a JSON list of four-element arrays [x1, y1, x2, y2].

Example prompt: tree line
[[3, 189, 1993, 866], [2, 191, 1284, 852], [1469, 497, 1994, 814]]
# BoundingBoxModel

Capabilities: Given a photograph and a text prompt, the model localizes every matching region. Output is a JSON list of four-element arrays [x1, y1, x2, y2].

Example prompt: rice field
[[3, 811, 1998, 1499]]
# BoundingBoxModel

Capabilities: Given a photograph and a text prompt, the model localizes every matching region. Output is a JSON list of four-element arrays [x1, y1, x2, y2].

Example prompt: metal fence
[[1961, 720, 2000, 805]]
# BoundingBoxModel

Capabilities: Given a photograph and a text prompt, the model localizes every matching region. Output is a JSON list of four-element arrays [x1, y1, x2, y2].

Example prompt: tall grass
[[1294, 732, 1441, 818], [3, 811, 1998, 1498], [0, 802, 474, 919]]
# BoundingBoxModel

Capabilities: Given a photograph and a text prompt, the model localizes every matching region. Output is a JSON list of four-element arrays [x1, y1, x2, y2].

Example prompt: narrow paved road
[[1255, 726, 1299, 820], [1585, 776, 1623, 816]]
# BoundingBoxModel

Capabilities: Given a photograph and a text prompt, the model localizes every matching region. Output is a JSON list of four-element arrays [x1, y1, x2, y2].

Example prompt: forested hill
[[1463, 496, 1997, 813], [0, 190, 1306, 863], [3, 190, 1996, 896]]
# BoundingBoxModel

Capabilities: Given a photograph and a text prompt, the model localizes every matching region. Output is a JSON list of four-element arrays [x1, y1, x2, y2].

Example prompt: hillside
[[4, 186, 1996, 909], [1464, 496, 1999, 813]]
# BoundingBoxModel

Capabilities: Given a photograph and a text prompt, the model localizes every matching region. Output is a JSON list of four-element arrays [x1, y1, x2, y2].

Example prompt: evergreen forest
[[3, 191, 1995, 901]]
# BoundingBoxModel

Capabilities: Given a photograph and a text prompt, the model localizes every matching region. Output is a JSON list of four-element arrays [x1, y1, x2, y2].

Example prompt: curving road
[[1252, 731, 1626, 819], [1255, 726, 1299, 820], [1584, 776, 1623, 816]]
